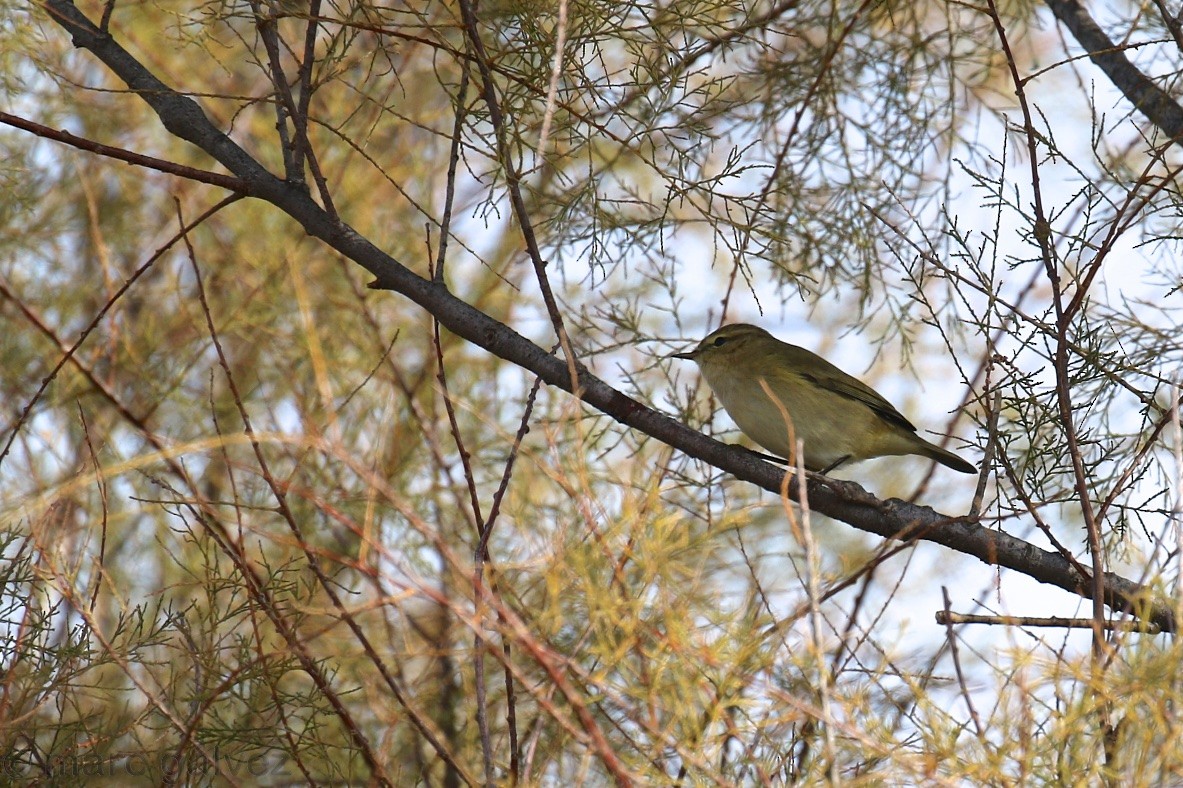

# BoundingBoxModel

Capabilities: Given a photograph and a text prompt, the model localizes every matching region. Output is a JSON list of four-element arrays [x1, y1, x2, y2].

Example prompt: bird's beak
[[668, 349, 698, 360]]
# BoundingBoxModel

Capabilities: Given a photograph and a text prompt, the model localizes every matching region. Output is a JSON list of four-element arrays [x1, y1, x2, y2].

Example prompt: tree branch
[[0, 110, 245, 192], [1044, 0, 1183, 142], [36, 0, 1178, 635]]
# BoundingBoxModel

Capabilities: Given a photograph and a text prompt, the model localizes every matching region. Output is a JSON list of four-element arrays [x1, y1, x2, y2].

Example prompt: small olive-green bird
[[672, 323, 976, 474]]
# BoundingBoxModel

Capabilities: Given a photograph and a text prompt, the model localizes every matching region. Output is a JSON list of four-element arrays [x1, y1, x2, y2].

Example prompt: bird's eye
[[712, 336, 729, 347]]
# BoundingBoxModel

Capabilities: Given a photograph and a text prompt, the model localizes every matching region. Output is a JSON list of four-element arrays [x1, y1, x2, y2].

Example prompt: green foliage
[[4, 0, 1183, 782]]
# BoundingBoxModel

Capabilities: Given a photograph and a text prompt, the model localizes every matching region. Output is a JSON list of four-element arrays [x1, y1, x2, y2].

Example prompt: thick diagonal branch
[[1045, 0, 1183, 141], [39, 0, 1177, 635]]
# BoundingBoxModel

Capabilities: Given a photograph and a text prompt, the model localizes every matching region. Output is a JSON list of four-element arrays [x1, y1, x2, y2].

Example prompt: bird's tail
[[919, 440, 977, 474]]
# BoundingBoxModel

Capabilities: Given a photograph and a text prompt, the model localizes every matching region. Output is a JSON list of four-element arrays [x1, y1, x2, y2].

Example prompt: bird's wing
[[785, 345, 918, 434]]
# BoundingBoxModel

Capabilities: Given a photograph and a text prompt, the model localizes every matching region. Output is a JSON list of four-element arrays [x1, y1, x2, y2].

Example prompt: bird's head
[[670, 323, 773, 365]]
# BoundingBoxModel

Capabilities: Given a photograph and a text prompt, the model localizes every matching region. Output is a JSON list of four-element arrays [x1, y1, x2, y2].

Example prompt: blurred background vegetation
[[4, 0, 1183, 783]]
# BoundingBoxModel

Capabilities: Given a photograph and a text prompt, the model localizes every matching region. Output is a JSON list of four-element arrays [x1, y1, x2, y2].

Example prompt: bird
[[671, 323, 976, 474]]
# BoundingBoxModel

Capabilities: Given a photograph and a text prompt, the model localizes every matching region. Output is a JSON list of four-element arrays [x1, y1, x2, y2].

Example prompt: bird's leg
[[819, 455, 852, 475]]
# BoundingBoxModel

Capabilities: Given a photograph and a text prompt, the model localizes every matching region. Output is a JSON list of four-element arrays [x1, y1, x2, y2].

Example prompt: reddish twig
[[0, 110, 246, 192]]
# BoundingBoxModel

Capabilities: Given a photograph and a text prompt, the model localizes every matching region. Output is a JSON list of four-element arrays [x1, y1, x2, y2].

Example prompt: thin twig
[[455, 0, 580, 394], [185, 219, 454, 787], [291, 0, 323, 180], [985, 0, 1107, 662], [536, 0, 568, 158], [34, 0, 1181, 637], [77, 405, 108, 613], [0, 110, 246, 191], [480, 376, 544, 784], [719, 0, 879, 320], [430, 314, 495, 784], [252, 2, 300, 180], [435, 67, 470, 282], [996, 449, 1092, 580], [969, 382, 1001, 518], [0, 194, 244, 473], [793, 444, 840, 785], [936, 611, 1159, 632], [1169, 381, 1183, 645], [940, 587, 987, 741]]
